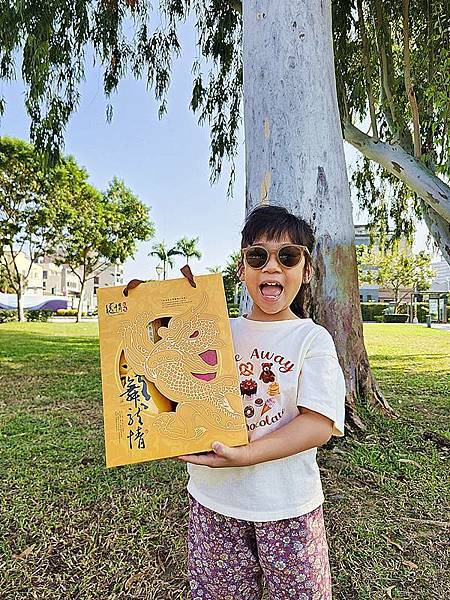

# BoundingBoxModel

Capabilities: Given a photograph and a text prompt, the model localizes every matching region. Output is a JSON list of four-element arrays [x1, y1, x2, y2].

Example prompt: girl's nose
[[262, 252, 282, 272]]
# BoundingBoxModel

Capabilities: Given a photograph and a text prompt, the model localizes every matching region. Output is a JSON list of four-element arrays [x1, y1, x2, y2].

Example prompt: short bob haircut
[[240, 205, 315, 319]]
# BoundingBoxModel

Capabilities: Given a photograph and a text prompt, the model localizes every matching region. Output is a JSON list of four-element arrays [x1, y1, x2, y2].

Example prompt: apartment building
[[1, 250, 123, 313]]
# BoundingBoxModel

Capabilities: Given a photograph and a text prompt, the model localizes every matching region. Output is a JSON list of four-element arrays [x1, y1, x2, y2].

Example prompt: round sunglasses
[[241, 243, 310, 270]]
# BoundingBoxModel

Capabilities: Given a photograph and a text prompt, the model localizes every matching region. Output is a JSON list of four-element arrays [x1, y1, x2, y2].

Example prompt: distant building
[[1, 249, 123, 313], [429, 258, 450, 292]]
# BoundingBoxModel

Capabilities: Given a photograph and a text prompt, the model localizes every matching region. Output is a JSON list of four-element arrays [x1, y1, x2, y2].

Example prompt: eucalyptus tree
[[333, 0, 450, 262], [175, 236, 202, 265], [149, 242, 181, 280]]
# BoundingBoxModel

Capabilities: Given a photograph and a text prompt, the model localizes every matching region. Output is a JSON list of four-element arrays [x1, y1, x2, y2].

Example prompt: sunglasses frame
[[241, 243, 311, 270]]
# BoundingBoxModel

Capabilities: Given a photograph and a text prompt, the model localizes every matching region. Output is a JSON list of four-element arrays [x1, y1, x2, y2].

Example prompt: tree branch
[[357, 0, 378, 141], [344, 121, 450, 224], [402, 0, 422, 158]]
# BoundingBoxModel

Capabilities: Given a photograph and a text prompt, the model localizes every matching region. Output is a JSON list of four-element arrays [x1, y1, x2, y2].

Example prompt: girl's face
[[240, 233, 312, 321]]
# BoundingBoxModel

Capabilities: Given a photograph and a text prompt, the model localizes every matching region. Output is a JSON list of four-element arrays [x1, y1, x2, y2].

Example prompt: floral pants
[[187, 495, 332, 600]]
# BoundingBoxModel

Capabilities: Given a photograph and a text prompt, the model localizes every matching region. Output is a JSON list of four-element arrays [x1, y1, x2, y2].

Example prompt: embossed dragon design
[[119, 295, 244, 440]]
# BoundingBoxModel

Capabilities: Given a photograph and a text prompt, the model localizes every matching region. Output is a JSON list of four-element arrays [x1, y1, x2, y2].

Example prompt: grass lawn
[[0, 322, 449, 599]]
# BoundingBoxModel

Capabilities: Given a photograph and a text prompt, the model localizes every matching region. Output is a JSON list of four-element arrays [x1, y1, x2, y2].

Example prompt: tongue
[[261, 284, 282, 298]]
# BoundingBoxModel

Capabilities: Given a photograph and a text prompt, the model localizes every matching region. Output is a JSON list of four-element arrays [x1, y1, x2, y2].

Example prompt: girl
[[178, 205, 346, 600]]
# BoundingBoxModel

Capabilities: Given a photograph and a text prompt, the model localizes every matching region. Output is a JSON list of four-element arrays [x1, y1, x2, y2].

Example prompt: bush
[[25, 309, 53, 322], [361, 302, 390, 321], [0, 309, 17, 324], [362, 302, 430, 323], [227, 302, 239, 318], [383, 314, 409, 323], [56, 309, 78, 317], [373, 315, 384, 323], [397, 302, 429, 323]]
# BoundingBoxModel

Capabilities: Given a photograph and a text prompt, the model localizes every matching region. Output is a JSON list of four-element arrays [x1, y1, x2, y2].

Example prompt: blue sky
[[0, 21, 432, 281]]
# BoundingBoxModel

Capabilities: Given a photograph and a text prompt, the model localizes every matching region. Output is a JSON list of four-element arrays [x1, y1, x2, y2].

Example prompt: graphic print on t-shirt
[[235, 347, 296, 439]]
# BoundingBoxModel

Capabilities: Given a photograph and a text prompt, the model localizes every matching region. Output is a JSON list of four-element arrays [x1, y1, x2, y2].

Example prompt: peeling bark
[[242, 0, 393, 429]]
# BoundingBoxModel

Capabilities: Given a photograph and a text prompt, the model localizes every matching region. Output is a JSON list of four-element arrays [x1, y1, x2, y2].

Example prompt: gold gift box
[[97, 273, 248, 467]]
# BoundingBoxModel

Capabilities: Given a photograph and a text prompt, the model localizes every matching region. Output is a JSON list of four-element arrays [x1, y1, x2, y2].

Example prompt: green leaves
[[52, 174, 155, 282], [175, 236, 202, 264], [356, 243, 436, 308], [0, 1, 243, 191]]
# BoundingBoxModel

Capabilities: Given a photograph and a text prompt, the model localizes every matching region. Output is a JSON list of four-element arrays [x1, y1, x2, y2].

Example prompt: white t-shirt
[[187, 316, 346, 522]]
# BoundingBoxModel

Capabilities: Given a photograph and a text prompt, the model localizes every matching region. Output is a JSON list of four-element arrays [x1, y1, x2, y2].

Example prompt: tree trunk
[[17, 285, 25, 322], [77, 280, 86, 323], [242, 0, 393, 428], [344, 121, 450, 265]]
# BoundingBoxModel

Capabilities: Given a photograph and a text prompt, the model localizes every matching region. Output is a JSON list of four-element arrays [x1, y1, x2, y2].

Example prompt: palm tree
[[207, 265, 222, 273], [149, 241, 182, 280], [175, 236, 202, 265]]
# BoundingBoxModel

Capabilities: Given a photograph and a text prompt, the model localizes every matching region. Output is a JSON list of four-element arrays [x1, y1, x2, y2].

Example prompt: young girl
[[178, 205, 346, 600]]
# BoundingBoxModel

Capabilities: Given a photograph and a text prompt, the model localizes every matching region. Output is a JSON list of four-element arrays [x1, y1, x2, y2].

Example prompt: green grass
[[0, 322, 449, 599]]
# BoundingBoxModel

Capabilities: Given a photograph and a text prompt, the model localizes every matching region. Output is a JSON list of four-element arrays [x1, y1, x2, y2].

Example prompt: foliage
[[0, 1, 242, 192], [1, 1, 448, 222], [360, 301, 430, 323], [175, 236, 202, 265], [0, 309, 17, 323], [149, 241, 182, 280], [0, 262, 14, 293], [0, 137, 66, 320], [55, 308, 80, 317], [0, 322, 448, 598], [383, 313, 409, 323], [397, 301, 429, 323], [222, 250, 241, 308], [356, 245, 435, 310], [360, 302, 390, 322], [333, 0, 450, 246], [51, 173, 154, 320], [25, 309, 53, 322]]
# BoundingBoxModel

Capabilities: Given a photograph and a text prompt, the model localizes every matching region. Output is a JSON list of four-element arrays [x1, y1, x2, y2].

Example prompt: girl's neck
[[246, 305, 299, 322]]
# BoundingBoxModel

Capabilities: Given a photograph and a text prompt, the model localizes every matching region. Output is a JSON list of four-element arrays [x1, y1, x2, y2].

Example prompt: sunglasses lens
[[245, 247, 268, 268], [278, 246, 304, 267]]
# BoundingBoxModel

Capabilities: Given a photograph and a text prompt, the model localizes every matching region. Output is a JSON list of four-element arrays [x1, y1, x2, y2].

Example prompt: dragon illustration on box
[[118, 295, 245, 440]]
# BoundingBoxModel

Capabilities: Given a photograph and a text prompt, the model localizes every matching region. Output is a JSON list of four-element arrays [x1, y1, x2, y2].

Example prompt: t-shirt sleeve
[[297, 327, 346, 437]]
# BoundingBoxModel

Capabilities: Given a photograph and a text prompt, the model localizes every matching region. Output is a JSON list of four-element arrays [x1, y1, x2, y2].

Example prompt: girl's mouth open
[[259, 282, 284, 301]]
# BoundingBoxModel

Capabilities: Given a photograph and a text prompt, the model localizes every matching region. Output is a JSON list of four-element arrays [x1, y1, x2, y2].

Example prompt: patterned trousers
[[187, 495, 332, 600]]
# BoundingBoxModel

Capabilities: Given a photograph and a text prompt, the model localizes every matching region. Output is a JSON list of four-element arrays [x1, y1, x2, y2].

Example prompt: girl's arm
[[177, 407, 334, 468]]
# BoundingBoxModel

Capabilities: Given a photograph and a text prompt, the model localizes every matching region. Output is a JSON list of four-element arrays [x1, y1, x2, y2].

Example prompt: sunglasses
[[241, 243, 310, 270]]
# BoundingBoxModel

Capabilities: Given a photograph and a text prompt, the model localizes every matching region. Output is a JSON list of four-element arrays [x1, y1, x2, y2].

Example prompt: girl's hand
[[177, 441, 252, 468]]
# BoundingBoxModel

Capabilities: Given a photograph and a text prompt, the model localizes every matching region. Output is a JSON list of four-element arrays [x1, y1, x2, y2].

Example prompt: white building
[[1, 250, 123, 313], [429, 258, 450, 292]]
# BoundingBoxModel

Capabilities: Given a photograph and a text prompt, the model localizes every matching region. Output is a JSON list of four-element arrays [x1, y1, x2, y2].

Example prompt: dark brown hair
[[240, 205, 315, 318]]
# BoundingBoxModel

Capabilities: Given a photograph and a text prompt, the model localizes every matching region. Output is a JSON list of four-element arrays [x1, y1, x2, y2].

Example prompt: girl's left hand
[[177, 441, 252, 468]]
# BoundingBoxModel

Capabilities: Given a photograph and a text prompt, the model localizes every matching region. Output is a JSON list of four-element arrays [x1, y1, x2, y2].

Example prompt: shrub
[[360, 303, 390, 321], [25, 309, 53, 322], [397, 302, 429, 323], [373, 315, 384, 323], [56, 309, 78, 317], [227, 303, 239, 318], [383, 314, 409, 323], [0, 309, 17, 324]]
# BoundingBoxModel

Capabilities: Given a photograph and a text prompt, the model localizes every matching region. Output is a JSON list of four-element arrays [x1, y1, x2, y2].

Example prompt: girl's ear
[[303, 263, 314, 284]]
